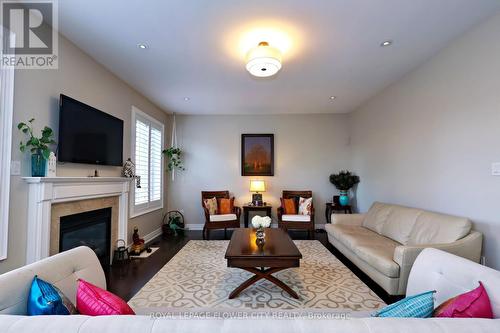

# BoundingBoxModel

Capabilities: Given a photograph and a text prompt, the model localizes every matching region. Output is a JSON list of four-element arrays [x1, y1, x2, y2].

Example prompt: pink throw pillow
[[434, 281, 493, 318], [76, 279, 135, 316]]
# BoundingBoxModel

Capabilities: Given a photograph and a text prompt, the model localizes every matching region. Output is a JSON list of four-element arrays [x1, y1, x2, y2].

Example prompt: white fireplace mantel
[[23, 177, 132, 264]]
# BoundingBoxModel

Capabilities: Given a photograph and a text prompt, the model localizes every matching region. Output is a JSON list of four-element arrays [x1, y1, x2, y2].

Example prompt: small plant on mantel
[[162, 147, 185, 172], [18, 118, 56, 177]]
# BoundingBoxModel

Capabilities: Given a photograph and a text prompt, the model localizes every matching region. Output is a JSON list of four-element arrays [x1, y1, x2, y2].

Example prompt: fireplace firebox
[[59, 207, 112, 268]]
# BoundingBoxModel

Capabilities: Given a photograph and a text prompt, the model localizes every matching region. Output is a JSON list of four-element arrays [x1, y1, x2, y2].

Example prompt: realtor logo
[[1, 0, 58, 69]]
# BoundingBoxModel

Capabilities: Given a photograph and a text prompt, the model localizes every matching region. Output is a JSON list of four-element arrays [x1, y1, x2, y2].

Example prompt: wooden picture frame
[[241, 134, 274, 176]]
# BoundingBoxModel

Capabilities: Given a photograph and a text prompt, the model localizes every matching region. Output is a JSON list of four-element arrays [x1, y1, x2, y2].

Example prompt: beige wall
[[167, 114, 351, 228], [0, 34, 170, 273], [350, 13, 500, 269]]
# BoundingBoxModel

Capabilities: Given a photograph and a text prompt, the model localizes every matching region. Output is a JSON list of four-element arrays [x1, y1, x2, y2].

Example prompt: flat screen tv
[[58, 94, 124, 166]]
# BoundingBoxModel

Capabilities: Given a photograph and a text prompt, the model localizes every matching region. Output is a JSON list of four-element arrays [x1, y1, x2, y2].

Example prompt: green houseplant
[[18, 119, 56, 177], [329, 170, 360, 206], [162, 147, 185, 172]]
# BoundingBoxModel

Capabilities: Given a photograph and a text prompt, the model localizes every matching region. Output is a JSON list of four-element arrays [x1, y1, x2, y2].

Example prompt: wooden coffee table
[[224, 228, 302, 299]]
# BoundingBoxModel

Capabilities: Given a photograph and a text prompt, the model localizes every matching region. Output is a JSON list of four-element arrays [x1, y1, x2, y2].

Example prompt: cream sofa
[[325, 202, 483, 296], [1, 247, 500, 332]]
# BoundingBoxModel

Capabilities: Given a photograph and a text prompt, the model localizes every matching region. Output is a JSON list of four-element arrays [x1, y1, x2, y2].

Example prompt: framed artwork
[[241, 134, 274, 176]]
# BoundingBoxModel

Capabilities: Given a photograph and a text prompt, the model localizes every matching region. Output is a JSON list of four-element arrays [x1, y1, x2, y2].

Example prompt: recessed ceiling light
[[329, 96, 336, 100], [137, 43, 149, 49], [380, 40, 393, 47], [183, 97, 190, 101]]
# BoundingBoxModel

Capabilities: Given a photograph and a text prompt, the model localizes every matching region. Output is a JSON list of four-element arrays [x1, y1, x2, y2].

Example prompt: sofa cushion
[[327, 224, 401, 277], [327, 224, 376, 248], [282, 198, 297, 214], [363, 202, 393, 234], [282, 214, 310, 222], [298, 197, 312, 216], [203, 197, 218, 215], [28, 276, 77, 315], [408, 211, 472, 245], [209, 214, 237, 222], [354, 244, 400, 278], [381, 206, 423, 245], [77, 279, 135, 315], [217, 198, 234, 214], [374, 291, 436, 318], [434, 281, 493, 318]]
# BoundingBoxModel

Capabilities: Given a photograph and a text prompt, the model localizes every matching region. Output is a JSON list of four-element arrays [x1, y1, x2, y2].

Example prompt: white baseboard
[[128, 227, 162, 248], [185, 224, 326, 231], [186, 224, 204, 231]]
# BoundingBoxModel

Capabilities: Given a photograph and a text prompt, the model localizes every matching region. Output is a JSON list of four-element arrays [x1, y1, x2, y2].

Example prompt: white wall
[[167, 114, 351, 228], [0, 34, 170, 273], [350, 13, 500, 269]]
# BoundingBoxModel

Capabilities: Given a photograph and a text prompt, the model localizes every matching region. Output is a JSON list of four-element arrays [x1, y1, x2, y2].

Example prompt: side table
[[243, 205, 272, 228], [325, 202, 352, 224]]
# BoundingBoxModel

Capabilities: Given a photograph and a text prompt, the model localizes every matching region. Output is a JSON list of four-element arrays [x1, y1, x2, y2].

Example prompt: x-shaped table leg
[[229, 267, 299, 299]]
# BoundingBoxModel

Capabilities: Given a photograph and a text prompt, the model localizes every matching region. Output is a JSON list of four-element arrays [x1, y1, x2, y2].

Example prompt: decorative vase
[[31, 150, 46, 177], [255, 227, 265, 246], [339, 190, 349, 206]]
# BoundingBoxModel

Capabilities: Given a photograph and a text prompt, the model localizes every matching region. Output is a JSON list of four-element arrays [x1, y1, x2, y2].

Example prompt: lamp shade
[[249, 180, 266, 192], [246, 41, 282, 77]]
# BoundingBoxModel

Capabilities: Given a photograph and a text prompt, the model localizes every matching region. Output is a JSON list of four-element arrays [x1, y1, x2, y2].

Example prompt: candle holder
[[255, 227, 265, 246]]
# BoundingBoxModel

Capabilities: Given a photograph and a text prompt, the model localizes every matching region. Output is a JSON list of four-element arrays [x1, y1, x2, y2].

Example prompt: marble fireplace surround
[[50, 196, 119, 260], [23, 177, 132, 264]]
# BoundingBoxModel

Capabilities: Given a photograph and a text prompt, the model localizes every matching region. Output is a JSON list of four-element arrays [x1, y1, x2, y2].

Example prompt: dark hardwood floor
[[104, 229, 401, 304]]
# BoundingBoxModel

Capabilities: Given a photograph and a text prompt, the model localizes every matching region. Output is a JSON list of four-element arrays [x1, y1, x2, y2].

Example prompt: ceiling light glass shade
[[246, 42, 282, 77]]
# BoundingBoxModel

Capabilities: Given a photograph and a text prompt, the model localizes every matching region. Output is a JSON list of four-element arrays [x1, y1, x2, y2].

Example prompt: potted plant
[[162, 147, 185, 172], [18, 119, 56, 177], [329, 170, 360, 206]]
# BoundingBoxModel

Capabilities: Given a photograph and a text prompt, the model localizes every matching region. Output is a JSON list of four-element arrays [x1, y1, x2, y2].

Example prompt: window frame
[[0, 30, 15, 261], [130, 106, 164, 218]]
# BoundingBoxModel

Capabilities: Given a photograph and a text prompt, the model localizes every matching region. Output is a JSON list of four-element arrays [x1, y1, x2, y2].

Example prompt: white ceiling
[[58, 0, 500, 115]]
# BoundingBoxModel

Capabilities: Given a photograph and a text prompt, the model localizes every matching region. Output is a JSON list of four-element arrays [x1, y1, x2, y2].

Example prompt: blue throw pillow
[[373, 291, 435, 318], [28, 276, 77, 315]]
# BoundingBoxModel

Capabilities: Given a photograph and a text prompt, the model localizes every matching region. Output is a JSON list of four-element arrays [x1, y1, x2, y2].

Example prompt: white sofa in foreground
[[325, 202, 483, 295], [0, 246, 499, 332]]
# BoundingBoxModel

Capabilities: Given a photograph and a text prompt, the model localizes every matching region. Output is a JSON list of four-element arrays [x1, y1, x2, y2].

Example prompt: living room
[[0, 0, 499, 332]]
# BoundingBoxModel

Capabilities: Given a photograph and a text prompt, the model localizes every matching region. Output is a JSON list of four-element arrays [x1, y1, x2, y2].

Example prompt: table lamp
[[249, 180, 266, 206]]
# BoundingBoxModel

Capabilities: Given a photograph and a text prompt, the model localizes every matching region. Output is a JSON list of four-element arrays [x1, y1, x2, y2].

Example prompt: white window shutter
[[131, 107, 164, 216], [150, 126, 162, 202], [134, 119, 150, 205]]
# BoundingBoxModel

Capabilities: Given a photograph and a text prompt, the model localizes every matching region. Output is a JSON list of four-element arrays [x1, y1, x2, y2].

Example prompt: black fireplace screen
[[59, 207, 111, 268]]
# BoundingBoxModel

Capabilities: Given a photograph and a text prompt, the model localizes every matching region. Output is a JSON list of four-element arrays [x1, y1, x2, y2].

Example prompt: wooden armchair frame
[[277, 190, 315, 239], [201, 191, 241, 240]]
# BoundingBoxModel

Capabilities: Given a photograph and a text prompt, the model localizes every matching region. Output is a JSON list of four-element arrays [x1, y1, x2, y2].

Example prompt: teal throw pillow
[[373, 290, 435, 318]]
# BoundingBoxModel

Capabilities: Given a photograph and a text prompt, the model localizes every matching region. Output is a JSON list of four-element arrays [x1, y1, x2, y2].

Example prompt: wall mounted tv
[[58, 94, 124, 166]]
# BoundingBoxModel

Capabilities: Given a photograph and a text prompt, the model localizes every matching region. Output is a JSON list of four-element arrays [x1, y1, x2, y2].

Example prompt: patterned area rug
[[128, 240, 385, 312]]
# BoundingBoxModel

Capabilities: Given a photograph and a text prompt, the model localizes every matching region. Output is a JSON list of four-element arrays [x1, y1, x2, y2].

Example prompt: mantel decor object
[[18, 119, 56, 177], [122, 158, 141, 188]]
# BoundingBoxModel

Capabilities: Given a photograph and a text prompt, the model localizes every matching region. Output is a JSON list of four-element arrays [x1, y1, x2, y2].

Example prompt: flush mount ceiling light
[[329, 96, 337, 100], [137, 43, 149, 49], [380, 40, 393, 47], [246, 41, 282, 77]]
